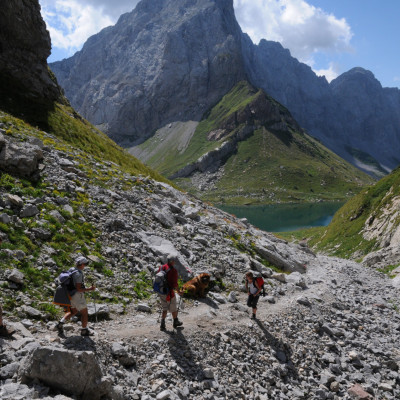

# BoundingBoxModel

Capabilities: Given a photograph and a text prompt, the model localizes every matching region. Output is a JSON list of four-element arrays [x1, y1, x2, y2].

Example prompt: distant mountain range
[[50, 0, 400, 179]]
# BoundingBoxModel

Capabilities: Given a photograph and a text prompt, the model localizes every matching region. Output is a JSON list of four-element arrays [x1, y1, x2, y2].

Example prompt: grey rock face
[[50, 0, 246, 145], [0, 133, 43, 182], [18, 346, 111, 399], [0, 0, 61, 103], [242, 37, 400, 172]]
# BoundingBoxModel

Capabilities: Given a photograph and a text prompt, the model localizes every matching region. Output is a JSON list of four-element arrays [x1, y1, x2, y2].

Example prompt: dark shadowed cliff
[[0, 0, 64, 125]]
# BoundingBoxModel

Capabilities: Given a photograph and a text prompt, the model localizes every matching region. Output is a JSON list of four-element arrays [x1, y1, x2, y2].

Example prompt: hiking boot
[[0, 325, 12, 337], [160, 320, 166, 331], [81, 328, 94, 336], [251, 314, 257, 320], [173, 318, 183, 328], [56, 321, 64, 333]]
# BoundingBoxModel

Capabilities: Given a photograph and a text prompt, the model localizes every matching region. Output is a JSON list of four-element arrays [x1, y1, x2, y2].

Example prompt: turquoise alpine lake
[[218, 202, 344, 232]]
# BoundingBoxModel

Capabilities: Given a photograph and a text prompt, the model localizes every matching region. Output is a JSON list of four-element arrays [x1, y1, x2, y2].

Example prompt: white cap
[[75, 256, 89, 265]]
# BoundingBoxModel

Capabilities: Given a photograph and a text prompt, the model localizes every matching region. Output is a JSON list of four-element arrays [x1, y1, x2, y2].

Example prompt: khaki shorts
[[70, 292, 87, 311], [159, 294, 177, 313]]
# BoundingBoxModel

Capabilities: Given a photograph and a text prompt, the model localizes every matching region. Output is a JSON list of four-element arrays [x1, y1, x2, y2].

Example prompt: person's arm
[[75, 282, 95, 293], [254, 281, 261, 296]]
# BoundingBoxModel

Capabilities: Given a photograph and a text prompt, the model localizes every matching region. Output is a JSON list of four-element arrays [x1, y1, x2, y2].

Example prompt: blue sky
[[39, 0, 399, 88]]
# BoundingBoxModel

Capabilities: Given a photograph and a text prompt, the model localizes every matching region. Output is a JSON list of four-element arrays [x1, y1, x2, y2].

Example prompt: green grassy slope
[[203, 126, 373, 204], [0, 103, 170, 185], [136, 81, 374, 205], [0, 109, 161, 315], [304, 165, 400, 259], [140, 81, 262, 174]]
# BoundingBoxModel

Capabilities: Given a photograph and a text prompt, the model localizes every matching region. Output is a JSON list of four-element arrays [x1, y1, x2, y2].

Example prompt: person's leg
[[57, 307, 78, 333], [171, 297, 182, 327], [80, 308, 88, 329], [252, 295, 260, 319], [159, 295, 168, 330], [61, 307, 77, 322]]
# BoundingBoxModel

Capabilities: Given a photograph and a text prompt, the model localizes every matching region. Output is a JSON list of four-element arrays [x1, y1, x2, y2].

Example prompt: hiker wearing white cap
[[57, 256, 96, 336]]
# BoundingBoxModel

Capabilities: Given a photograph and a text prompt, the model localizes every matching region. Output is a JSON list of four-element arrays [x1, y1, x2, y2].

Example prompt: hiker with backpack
[[156, 254, 183, 331], [245, 271, 262, 320], [56, 256, 96, 336]]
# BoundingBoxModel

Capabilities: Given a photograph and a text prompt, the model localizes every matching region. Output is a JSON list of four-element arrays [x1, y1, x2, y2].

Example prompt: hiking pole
[[158, 305, 162, 323], [92, 288, 98, 323], [177, 293, 188, 314]]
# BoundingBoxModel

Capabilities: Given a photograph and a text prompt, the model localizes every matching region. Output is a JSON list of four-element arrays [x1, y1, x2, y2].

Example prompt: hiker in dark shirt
[[57, 256, 96, 336], [245, 271, 261, 319], [158, 255, 183, 331]]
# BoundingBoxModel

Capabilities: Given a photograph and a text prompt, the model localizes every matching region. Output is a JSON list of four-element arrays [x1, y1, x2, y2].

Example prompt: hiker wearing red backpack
[[158, 255, 183, 331], [245, 271, 262, 319]]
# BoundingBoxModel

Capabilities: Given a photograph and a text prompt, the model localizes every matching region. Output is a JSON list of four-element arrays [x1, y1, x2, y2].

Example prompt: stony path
[[59, 255, 399, 400], [2, 255, 400, 400]]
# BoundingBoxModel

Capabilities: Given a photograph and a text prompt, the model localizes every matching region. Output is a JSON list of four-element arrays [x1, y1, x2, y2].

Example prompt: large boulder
[[0, 134, 43, 182], [18, 346, 111, 399], [137, 232, 192, 280]]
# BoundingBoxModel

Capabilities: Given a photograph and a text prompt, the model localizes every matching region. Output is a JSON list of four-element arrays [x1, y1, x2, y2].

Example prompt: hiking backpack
[[153, 265, 170, 295], [57, 267, 80, 294], [254, 276, 266, 297]]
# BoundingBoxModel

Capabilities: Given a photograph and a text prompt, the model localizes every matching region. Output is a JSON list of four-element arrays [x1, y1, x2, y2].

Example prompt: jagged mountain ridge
[[243, 35, 400, 173], [50, 0, 400, 176]]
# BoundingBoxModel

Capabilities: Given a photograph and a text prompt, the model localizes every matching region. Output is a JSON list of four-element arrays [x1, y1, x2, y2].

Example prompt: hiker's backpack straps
[[153, 264, 171, 295]]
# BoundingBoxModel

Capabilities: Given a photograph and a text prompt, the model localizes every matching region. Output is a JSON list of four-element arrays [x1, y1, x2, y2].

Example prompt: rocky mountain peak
[[51, 0, 246, 145], [330, 67, 382, 93]]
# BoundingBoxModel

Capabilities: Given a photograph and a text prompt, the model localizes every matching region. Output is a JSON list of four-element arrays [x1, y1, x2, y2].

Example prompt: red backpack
[[254, 276, 266, 297]]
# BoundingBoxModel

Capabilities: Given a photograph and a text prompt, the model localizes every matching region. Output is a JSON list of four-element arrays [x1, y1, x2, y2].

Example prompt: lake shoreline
[[217, 201, 345, 232]]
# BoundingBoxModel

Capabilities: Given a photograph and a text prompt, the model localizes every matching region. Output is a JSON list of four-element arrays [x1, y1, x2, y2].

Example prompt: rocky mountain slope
[[131, 81, 374, 204], [1, 109, 400, 400], [306, 164, 400, 271], [50, 0, 400, 175]]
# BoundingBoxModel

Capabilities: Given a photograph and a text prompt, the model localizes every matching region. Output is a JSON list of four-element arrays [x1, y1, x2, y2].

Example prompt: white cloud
[[313, 62, 340, 82], [77, 0, 139, 19], [39, 0, 115, 55], [233, 0, 353, 64]]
